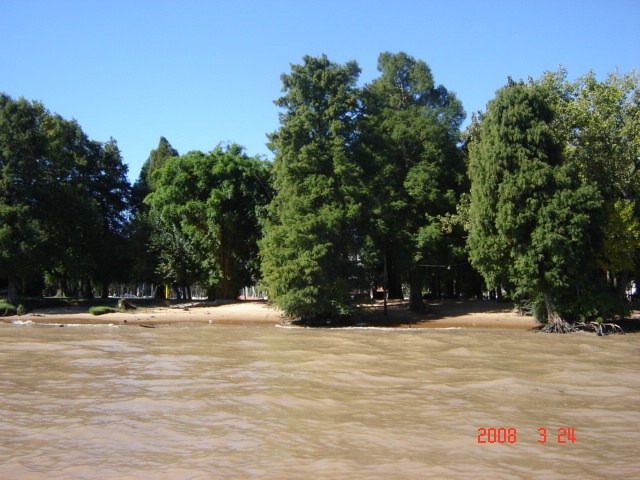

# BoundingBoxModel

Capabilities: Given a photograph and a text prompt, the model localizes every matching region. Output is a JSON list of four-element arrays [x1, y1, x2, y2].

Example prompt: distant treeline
[[1, 52, 638, 326]]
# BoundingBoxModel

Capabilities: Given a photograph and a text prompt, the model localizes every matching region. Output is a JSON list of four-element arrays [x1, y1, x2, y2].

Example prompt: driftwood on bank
[[117, 299, 137, 310]]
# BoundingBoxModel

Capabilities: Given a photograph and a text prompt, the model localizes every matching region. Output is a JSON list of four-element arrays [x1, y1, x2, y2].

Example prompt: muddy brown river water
[[0, 323, 638, 479]]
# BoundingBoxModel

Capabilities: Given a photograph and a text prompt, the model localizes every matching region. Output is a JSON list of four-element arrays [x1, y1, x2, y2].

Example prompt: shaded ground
[[294, 299, 542, 329]]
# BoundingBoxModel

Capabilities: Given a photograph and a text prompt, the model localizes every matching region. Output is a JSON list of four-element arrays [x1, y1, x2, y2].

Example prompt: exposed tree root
[[541, 320, 576, 334], [572, 322, 625, 336], [541, 320, 625, 335]]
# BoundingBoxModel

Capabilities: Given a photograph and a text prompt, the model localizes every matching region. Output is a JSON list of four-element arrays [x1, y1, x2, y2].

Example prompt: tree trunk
[[445, 278, 456, 298], [182, 285, 191, 301], [408, 270, 425, 312], [430, 273, 440, 298], [383, 242, 388, 316], [173, 284, 182, 300], [616, 270, 630, 299], [206, 286, 217, 302], [81, 277, 94, 299], [387, 258, 404, 299], [388, 278, 404, 298], [543, 292, 560, 323], [154, 285, 165, 299], [542, 292, 573, 333], [7, 275, 19, 305]]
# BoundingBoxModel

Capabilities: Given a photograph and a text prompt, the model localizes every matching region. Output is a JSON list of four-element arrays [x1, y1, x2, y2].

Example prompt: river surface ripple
[[0, 323, 638, 479]]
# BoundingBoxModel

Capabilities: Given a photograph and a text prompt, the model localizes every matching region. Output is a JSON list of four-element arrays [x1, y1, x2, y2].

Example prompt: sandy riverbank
[[1, 299, 549, 329]]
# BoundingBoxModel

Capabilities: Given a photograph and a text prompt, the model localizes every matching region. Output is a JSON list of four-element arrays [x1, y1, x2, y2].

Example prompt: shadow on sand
[[292, 299, 521, 328]]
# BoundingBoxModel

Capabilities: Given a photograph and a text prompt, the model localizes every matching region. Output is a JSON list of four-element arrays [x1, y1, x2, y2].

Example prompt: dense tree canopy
[[466, 80, 606, 328], [0, 95, 50, 303], [2, 59, 636, 331], [259, 54, 366, 319], [259, 52, 468, 318], [361, 52, 467, 310], [128, 137, 181, 297], [0, 94, 130, 303], [131, 136, 179, 212], [533, 69, 640, 301], [146, 144, 271, 299]]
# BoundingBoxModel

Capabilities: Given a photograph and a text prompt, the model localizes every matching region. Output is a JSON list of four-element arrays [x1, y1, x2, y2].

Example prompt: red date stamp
[[477, 427, 576, 443]]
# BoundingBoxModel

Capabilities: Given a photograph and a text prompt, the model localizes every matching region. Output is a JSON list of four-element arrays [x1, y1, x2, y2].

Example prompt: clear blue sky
[[3, 0, 639, 183]]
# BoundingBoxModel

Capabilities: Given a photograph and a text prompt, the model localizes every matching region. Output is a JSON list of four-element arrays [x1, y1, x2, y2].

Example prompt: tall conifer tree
[[361, 52, 466, 310], [467, 80, 604, 330], [260, 55, 364, 319]]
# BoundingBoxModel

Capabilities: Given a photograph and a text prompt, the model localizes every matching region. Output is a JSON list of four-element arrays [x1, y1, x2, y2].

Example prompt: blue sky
[[3, 0, 639, 183]]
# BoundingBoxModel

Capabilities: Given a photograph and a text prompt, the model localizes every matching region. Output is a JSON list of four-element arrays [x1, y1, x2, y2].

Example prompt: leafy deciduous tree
[[534, 68, 640, 299], [146, 144, 271, 300]]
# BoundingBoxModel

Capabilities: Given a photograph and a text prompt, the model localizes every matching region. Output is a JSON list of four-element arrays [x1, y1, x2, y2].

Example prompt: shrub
[[89, 306, 119, 316], [0, 302, 17, 316]]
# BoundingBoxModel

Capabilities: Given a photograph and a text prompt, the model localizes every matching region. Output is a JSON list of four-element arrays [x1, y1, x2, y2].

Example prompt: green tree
[[0, 95, 50, 304], [361, 52, 466, 310], [259, 54, 365, 319], [131, 136, 179, 212], [40, 116, 130, 298], [40, 115, 102, 297], [146, 144, 271, 299], [88, 138, 131, 297], [467, 80, 604, 330], [534, 68, 640, 299], [130, 137, 180, 297], [0, 94, 131, 302]]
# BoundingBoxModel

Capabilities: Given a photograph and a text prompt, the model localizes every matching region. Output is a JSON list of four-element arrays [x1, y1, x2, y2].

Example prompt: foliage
[[0, 94, 130, 303], [4, 59, 635, 322], [0, 95, 50, 304], [129, 137, 181, 297], [261, 52, 469, 317], [146, 143, 271, 299], [131, 136, 179, 212], [533, 68, 640, 297], [0, 302, 17, 316], [467, 80, 604, 324], [89, 306, 119, 315], [360, 52, 467, 309], [260, 54, 365, 319], [598, 200, 640, 275], [554, 283, 630, 323]]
